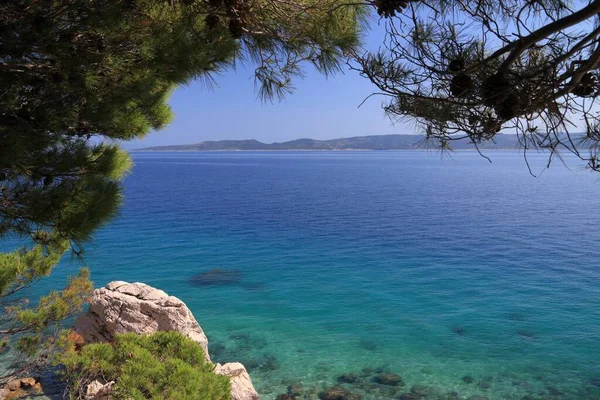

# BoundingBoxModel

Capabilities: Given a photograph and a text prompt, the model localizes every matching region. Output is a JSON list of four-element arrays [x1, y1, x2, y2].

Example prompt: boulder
[[74, 281, 210, 361], [214, 363, 259, 400], [338, 373, 359, 384], [75, 282, 260, 400]]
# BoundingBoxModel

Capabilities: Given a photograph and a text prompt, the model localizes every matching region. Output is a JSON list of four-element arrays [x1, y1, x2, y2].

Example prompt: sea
[[2, 150, 600, 400]]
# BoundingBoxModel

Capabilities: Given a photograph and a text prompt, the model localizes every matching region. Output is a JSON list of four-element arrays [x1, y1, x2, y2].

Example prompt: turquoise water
[[3, 151, 600, 399]]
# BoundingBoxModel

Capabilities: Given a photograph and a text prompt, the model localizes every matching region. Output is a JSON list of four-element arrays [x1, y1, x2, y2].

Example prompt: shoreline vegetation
[[135, 134, 586, 152]]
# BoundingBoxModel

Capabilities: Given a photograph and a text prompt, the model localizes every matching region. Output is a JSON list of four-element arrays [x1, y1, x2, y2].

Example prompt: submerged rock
[[445, 391, 461, 400], [276, 395, 295, 400], [373, 373, 403, 386], [411, 384, 437, 396], [338, 373, 359, 384], [288, 383, 304, 396], [451, 325, 466, 335], [398, 393, 421, 400], [189, 269, 243, 287], [478, 381, 491, 390], [546, 386, 562, 396], [462, 376, 474, 384], [359, 340, 378, 351], [259, 354, 279, 372], [516, 330, 538, 339], [590, 377, 600, 387], [507, 312, 528, 321], [318, 386, 361, 400]]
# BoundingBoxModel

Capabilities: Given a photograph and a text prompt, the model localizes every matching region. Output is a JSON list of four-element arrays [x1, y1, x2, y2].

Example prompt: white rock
[[73, 281, 210, 362], [85, 379, 114, 400], [75, 281, 261, 400], [215, 363, 260, 400]]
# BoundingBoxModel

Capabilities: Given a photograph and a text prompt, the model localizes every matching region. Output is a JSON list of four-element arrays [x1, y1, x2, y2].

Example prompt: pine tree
[[353, 0, 600, 172], [0, 0, 365, 380]]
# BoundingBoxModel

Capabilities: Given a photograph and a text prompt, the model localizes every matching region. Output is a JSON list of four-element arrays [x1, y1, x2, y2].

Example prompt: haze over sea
[[9, 150, 600, 399]]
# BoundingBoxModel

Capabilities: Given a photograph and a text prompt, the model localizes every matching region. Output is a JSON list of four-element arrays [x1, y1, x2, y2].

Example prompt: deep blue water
[[4, 151, 600, 399]]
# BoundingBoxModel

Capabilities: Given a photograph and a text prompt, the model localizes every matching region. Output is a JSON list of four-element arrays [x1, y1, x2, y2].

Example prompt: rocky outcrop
[[0, 377, 43, 400], [73, 281, 259, 400], [73, 281, 210, 362], [215, 362, 259, 400]]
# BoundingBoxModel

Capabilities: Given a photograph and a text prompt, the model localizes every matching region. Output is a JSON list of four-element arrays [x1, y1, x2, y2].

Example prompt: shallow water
[[3, 151, 600, 400]]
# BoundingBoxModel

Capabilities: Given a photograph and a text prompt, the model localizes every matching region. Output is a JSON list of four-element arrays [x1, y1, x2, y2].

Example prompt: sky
[[124, 20, 415, 149]]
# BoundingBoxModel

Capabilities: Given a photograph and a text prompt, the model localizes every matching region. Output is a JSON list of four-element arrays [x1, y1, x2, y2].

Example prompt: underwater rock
[[516, 330, 538, 339], [360, 383, 398, 397], [478, 381, 491, 390], [507, 312, 528, 321], [462, 376, 473, 384], [590, 377, 600, 387], [230, 332, 252, 341], [373, 373, 403, 386], [241, 359, 260, 371], [359, 340, 378, 351], [398, 393, 421, 400], [338, 373, 359, 384], [276, 395, 295, 400], [318, 386, 361, 400], [258, 354, 279, 372], [241, 282, 267, 292], [360, 368, 374, 377], [189, 268, 243, 287], [520, 395, 536, 400], [411, 384, 437, 396], [210, 343, 227, 360], [445, 391, 461, 400], [546, 386, 562, 396], [451, 325, 466, 335], [288, 383, 304, 396]]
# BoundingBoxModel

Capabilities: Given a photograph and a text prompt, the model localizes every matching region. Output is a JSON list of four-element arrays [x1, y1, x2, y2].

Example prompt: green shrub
[[55, 331, 230, 400]]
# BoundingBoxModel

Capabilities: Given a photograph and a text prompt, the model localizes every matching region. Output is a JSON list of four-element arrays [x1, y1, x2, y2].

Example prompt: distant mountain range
[[136, 134, 528, 151]]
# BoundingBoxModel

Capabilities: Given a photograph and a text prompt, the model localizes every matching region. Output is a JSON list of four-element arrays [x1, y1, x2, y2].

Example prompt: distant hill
[[137, 134, 526, 151]]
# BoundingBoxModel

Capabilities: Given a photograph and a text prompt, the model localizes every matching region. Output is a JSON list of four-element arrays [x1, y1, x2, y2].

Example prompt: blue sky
[[125, 19, 414, 149]]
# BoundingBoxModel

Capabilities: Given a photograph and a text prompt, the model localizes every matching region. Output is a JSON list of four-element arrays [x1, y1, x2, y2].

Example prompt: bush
[[55, 331, 231, 400]]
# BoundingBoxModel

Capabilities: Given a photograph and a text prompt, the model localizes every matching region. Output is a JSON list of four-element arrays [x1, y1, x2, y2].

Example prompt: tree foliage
[[353, 0, 600, 172], [0, 0, 365, 380], [55, 331, 230, 400], [0, 267, 92, 379]]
